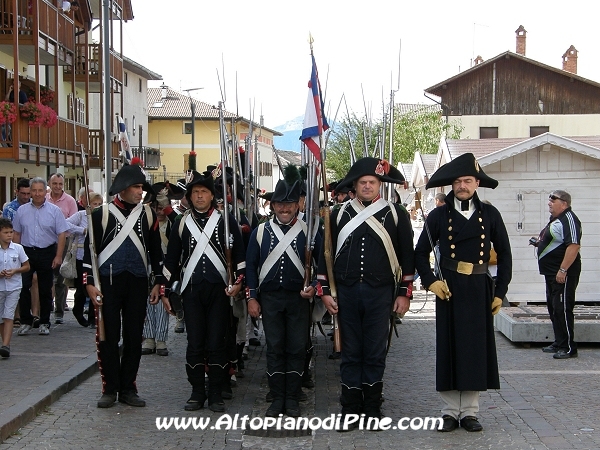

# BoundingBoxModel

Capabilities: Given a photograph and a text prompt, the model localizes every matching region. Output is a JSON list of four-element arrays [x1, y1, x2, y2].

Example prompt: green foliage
[[324, 106, 464, 180]]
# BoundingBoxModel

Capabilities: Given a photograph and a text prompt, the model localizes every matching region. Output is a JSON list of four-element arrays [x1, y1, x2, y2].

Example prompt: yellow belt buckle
[[456, 261, 473, 275]]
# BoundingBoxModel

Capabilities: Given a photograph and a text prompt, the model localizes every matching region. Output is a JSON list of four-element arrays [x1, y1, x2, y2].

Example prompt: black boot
[[302, 346, 315, 388], [207, 365, 226, 412], [236, 343, 246, 375], [362, 383, 384, 431], [184, 364, 206, 411], [266, 373, 285, 417], [338, 385, 363, 432], [285, 372, 303, 417], [221, 363, 234, 400]]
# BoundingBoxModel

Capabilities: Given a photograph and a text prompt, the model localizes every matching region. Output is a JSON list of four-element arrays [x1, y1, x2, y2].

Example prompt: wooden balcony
[[0, 0, 75, 66], [63, 43, 124, 92], [89, 128, 120, 171], [0, 116, 88, 167]]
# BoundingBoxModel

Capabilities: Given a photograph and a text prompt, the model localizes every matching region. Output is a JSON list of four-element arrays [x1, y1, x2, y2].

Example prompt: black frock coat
[[414, 191, 512, 391]]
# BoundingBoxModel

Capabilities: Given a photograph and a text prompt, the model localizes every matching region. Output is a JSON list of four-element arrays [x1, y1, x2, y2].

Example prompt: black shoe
[[97, 393, 117, 408], [298, 390, 308, 402], [265, 391, 274, 402], [542, 345, 558, 353], [0, 345, 10, 358], [266, 398, 285, 417], [184, 392, 206, 411], [141, 347, 156, 355], [119, 392, 146, 407], [438, 415, 459, 432], [249, 337, 261, 346], [285, 399, 301, 417], [75, 315, 89, 327], [553, 350, 578, 359], [302, 378, 315, 389], [208, 393, 225, 412], [329, 351, 341, 360], [460, 416, 483, 432]]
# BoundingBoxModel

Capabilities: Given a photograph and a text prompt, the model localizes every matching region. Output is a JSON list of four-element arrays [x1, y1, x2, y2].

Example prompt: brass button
[[448, 226, 453, 231], [481, 225, 485, 229], [479, 260, 484, 264], [481, 243, 484, 247], [448, 236, 453, 240], [479, 218, 483, 222], [451, 253, 455, 258], [480, 251, 484, 256], [481, 234, 485, 239], [449, 219, 452, 223], [450, 244, 456, 249]]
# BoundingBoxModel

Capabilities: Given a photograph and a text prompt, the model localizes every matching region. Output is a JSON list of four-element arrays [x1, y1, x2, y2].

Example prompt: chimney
[[562, 45, 578, 74], [474, 55, 484, 65], [515, 25, 526, 56]]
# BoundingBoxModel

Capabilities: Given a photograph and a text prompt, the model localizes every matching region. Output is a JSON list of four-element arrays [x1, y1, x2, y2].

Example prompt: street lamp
[[183, 87, 203, 171]]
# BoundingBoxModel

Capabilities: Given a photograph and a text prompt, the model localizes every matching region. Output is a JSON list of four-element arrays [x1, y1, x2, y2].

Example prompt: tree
[[324, 106, 463, 180]]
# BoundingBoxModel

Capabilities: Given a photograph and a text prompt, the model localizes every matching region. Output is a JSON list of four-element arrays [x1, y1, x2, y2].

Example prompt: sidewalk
[[0, 291, 98, 443], [2, 289, 600, 449]]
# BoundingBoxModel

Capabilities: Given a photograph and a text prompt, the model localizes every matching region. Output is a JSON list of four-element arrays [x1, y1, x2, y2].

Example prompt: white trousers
[[439, 390, 480, 419]]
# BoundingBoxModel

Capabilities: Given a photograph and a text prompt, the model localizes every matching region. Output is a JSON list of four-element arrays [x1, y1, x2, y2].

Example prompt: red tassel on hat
[[131, 156, 144, 167]]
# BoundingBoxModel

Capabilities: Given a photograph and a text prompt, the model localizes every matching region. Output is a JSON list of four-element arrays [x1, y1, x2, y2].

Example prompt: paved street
[[2, 289, 600, 449]]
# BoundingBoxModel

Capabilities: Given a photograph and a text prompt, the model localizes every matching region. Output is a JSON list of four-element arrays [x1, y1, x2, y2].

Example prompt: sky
[[123, 0, 600, 129]]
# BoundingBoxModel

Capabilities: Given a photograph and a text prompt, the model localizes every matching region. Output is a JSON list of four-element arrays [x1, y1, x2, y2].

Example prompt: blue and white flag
[[300, 54, 329, 162], [118, 116, 132, 164]]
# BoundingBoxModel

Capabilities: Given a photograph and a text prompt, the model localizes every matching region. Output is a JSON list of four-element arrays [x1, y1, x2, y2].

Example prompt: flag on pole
[[300, 54, 329, 161], [118, 116, 132, 164]]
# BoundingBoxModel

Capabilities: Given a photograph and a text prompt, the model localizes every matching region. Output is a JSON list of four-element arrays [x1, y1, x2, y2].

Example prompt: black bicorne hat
[[337, 157, 405, 190], [425, 152, 498, 189], [152, 181, 185, 200], [271, 165, 301, 203], [184, 170, 215, 200], [109, 163, 152, 196]]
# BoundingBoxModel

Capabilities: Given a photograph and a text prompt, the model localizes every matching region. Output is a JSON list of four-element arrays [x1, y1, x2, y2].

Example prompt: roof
[[148, 87, 281, 136], [123, 56, 162, 81], [273, 149, 301, 166], [425, 51, 600, 98], [445, 134, 600, 165], [396, 103, 441, 116], [148, 87, 238, 120]]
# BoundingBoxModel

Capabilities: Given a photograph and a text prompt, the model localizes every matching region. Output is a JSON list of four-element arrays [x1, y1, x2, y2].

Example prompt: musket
[[80, 145, 106, 341], [230, 117, 241, 224], [218, 102, 235, 296], [244, 100, 254, 225], [272, 145, 284, 179]]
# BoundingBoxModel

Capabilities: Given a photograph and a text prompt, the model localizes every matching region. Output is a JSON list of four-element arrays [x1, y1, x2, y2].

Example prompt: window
[[530, 126, 549, 137], [124, 72, 128, 86], [132, 116, 136, 136], [183, 122, 192, 134], [139, 78, 142, 93], [480, 127, 498, 139]]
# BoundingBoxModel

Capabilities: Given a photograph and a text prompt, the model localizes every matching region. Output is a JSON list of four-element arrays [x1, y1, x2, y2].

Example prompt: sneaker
[[0, 345, 10, 358], [39, 324, 50, 335], [32, 316, 40, 328], [17, 324, 32, 336], [55, 317, 64, 324]]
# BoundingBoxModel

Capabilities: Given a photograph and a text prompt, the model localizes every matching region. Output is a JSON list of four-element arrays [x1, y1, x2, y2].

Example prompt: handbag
[[59, 235, 78, 280]]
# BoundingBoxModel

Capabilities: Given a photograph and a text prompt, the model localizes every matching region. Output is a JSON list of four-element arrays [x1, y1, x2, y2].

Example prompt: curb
[[0, 353, 98, 443]]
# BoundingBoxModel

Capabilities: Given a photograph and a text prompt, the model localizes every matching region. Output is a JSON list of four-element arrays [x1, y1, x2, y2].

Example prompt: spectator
[[435, 193, 446, 208], [46, 173, 77, 324], [66, 192, 103, 327], [13, 177, 69, 336], [5, 80, 28, 105], [0, 218, 30, 358], [3, 178, 31, 221]]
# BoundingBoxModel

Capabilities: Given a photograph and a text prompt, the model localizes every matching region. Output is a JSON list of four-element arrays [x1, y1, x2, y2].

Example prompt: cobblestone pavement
[[2, 290, 600, 449]]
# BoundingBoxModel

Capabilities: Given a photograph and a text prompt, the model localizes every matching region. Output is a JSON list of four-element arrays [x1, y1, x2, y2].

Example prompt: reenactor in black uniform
[[246, 172, 321, 417], [84, 164, 165, 409], [161, 170, 245, 412], [318, 157, 415, 430], [414, 153, 512, 432]]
